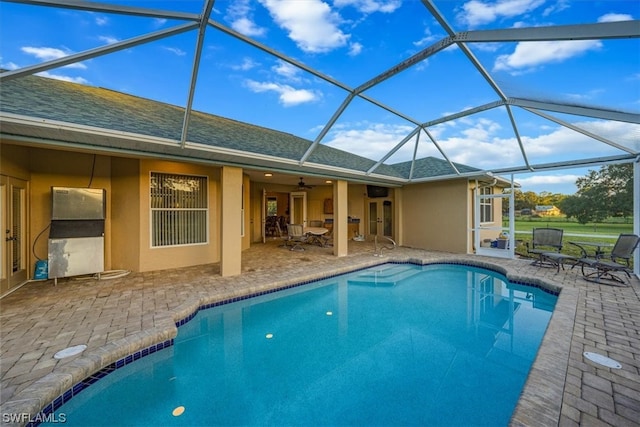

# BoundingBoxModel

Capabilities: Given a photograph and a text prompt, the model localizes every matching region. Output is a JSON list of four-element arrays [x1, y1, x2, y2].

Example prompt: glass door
[[367, 199, 393, 238], [1, 176, 28, 295]]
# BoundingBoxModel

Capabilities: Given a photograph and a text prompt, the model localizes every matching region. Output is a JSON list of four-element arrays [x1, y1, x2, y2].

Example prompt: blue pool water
[[44, 263, 557, 426]]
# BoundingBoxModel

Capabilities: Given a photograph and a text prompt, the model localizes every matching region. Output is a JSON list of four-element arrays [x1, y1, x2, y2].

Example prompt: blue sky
[[1, 0, 639, 195]]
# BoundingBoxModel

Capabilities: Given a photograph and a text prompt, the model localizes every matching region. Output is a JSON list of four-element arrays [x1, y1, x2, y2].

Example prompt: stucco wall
[[401, 180, 469, 253], [0, 143, 30, 180], [111, 157, 140, 271]]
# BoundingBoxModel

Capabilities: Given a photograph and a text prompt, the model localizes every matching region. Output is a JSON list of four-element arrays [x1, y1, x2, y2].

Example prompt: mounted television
[[366, 185, 389, 198]]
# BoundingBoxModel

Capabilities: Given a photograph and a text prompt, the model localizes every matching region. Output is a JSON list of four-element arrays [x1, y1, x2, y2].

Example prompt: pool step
[[348, 265, 420, 287]]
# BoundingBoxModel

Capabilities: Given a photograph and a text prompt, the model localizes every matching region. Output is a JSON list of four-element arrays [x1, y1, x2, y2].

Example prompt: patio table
[[304, 227, 329, 246], [568, 241, 614, 259]]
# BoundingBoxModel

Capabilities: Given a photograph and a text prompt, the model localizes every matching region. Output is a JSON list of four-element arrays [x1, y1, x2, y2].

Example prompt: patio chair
[[526, 227, 564, 267], [286, 224, 308, 251], [320, 227, 333, 247], [577, 234, 640, 285], [275, 221, 290, 248]]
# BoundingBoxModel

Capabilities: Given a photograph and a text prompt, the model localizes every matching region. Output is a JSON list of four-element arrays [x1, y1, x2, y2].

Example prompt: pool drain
[[53, 344, 87, 359], [583, 352, 621, 369]]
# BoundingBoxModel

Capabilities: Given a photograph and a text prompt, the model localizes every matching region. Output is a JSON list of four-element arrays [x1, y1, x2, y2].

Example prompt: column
[[333, 180, 348, 257], [221, 166, 243, 276]]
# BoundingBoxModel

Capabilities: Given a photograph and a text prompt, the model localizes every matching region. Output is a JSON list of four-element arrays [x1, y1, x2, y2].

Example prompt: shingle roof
[[0, 74, 474, 182]]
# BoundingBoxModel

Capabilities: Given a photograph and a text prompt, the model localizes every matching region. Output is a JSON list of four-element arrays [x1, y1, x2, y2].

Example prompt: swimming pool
[[41, 263, 557, 426]]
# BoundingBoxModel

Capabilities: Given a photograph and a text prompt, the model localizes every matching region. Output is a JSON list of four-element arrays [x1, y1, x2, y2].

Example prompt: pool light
[[172, 406, 185, 416]]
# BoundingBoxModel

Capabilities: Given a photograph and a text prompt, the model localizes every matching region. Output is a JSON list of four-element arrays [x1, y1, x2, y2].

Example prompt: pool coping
[[2, 255, 570, 426]]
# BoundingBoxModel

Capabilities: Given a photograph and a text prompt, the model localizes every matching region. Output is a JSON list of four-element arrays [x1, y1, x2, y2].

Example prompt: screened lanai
[[1, 0, 639, 271]]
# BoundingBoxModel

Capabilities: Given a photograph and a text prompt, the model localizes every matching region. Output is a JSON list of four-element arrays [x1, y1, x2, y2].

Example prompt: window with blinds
[[150, 172, 208, 247]]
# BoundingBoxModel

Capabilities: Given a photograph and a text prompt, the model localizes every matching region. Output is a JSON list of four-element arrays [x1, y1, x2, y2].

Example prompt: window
[[150, 172, 208, 247], [266, 197, 277, 216], [480, 186, 493, 223]]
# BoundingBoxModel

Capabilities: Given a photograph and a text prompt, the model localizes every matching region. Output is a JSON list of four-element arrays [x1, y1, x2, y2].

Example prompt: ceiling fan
[[295, 177, 314, 190]]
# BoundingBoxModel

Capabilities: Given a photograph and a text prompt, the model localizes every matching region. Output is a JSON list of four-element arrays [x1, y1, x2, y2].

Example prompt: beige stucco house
[[0, 74, 511, 297]]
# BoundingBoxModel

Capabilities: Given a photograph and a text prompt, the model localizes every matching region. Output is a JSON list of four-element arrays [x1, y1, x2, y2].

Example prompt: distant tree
[[559, 164, 633, 224], [522, 191, 539, 209]]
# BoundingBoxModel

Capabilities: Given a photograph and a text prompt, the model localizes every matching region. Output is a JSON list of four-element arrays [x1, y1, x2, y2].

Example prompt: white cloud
[[259, 0, 349, 53], [493, 40, 602, 73], [348, 42, 363, 56], [226, 1, 267, 37], [36, 71, 89, 84], [232, 57, 260, 71], [457, 0, 546, 27], [542, 0, 570, 17], [163, 47, 187, 56], [245, 79, 320, 106], [413, 27, 437, 48], [233, 17, 267, 36], [98, 36, 119, 45], [21, 46, 87, 69], [95, 16, 109, 26], [333, 0, 402, 14], [272, 60, 300, 79], [153, 18, 167, 28], [598, 13, 633, 23], [323, 117, 638, 175], [516, 174, 580, 187], [1, 60, 20, 70], [324, 122, 416, 160]]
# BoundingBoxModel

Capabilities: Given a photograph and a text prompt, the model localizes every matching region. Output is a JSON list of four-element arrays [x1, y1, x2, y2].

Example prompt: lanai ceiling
[[1, 0, 639, 185]]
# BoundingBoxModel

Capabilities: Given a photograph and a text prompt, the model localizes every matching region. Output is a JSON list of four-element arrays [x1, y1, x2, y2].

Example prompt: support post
[[221, 166, 243, 276], [333, 180, 348, 257]]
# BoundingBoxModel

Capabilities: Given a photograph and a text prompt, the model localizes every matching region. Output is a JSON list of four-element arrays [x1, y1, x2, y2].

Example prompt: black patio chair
[[577, 234, 640, 285], [526, 227, 564, 267]]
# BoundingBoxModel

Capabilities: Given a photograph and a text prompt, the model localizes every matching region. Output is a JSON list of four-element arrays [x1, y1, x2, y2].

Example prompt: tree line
[[506, 164, 633, 224]]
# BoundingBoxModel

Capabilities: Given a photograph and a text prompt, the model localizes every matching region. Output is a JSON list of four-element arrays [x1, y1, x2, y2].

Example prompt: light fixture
[[264, 173, 273, 177], [325, 180, 332, 184]]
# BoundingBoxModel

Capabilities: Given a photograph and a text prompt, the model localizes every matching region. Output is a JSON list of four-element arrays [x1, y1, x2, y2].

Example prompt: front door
[[367, 199, 393, 238], [1, 176, 28, 295]]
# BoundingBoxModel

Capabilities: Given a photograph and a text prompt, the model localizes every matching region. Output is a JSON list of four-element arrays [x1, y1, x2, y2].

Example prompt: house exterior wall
[[400, 180, 469, 253], [0, 143, 225, 277], [0, 143, 30, 180], [110, 157, 140, 272]]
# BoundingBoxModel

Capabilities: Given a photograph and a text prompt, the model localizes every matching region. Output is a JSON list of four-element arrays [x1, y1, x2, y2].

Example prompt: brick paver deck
[[1, 240, 639, 426]]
